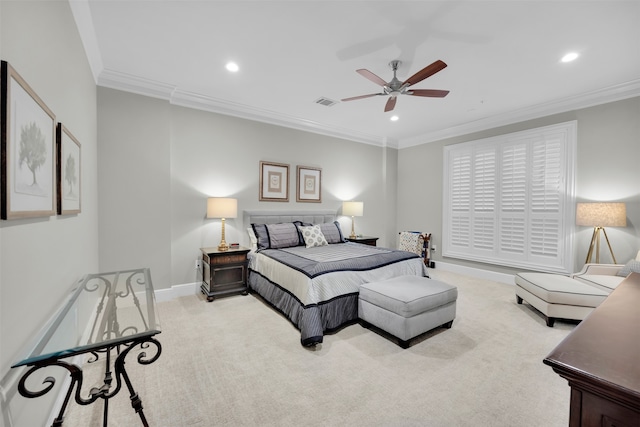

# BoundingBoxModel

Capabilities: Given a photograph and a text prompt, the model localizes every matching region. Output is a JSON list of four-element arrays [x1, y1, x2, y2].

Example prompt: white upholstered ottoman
[[358, 276, 457, 348], [515, 272, 609, 327]]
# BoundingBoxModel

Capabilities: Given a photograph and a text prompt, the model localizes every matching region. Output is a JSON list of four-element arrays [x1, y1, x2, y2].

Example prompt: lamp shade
[[576, 202, 626, 227], [342, 201, 363, 217], [207, 197, 238, 219]]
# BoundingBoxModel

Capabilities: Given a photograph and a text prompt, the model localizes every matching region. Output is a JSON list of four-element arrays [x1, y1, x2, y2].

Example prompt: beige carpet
[[63, 270, 574, 426]]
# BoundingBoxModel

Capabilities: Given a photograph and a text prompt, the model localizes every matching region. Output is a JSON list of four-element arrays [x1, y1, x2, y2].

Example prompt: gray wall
[[397, 97, 640, 275], [0, 1, 98, 426], [97, 88, 398, 288]]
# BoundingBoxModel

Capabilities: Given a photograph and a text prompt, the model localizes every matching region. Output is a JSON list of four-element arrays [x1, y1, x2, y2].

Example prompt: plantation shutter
[[443, 122, 576, 273]]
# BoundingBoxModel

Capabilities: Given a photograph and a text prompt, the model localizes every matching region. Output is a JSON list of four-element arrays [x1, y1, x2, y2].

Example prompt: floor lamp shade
[[576, 202, 626, 264], [343, 201, 363, 239], [576, 203, 626, 227], [207, 198, 238, 251]]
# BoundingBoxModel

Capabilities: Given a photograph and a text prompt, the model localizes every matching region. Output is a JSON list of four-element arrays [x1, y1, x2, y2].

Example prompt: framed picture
[[1, 61, 56, 220], [56, 123, 81, 215], [259, 161, 289, 202], [296, 165, 321, 203]]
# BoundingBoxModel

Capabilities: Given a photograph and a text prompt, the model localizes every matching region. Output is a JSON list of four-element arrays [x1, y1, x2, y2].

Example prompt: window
[[443, 121, 576, 273]]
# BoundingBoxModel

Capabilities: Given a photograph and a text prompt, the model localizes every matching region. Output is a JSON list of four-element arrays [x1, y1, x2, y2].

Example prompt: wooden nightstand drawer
[[210, 253, 246, 264]]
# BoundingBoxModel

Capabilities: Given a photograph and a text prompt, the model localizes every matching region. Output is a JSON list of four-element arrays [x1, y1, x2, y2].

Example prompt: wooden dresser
[[544, 272, 640, 426]]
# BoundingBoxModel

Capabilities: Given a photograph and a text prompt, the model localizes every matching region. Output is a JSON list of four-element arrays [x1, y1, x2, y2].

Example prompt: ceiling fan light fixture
[[390, 115, 399, 122], [225, 61, 239, 72], [561, 52, 579, 63]]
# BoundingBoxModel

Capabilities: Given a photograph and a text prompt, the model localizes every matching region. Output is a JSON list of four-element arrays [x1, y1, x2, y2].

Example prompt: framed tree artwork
[[259, 161, 289, 202], [296, 165, 321, 203], [56, 123, 81, 215], [1, 61, 56, 220]]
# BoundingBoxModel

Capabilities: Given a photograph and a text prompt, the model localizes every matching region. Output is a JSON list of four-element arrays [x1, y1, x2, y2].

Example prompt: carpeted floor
[[63, 270, 574, 426]]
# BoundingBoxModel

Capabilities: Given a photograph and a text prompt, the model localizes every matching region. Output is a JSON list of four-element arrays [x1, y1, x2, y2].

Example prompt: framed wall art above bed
[[296, 165, 321, 203], [259, 161, 289, 202]]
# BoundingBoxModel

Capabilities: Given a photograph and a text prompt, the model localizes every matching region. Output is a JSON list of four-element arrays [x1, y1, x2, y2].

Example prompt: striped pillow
[[251, 221, 305, 250], [266, 222, 301, 249], [319, 221, 346, 244]]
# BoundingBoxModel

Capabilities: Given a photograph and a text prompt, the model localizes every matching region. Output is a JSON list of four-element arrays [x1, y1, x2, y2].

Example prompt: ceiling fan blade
[[407, 89, 450, 98], [341, 93, 383, 102], [356, 69, 388, 87], [384, 97, 397, 112], [403, 60, 447, 87]]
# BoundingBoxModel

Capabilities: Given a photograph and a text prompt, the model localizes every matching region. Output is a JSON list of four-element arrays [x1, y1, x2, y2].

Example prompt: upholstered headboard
[[244, 209, 337, 229]]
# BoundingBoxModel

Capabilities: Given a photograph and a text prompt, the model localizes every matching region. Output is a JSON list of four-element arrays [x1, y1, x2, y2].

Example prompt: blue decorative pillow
[[266, 222, 302, 249], [251, 221, 305, 250], [616, 259, 640, 277], [319, 221, 345, 244], [251, 223, 271, 250]]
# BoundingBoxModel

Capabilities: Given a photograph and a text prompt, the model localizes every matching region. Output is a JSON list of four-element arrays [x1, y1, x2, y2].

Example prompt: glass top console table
[[11, 268, 162, 427]]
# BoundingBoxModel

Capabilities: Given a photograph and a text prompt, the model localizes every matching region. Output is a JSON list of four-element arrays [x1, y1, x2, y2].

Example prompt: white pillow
[[247, 227, 258, 251], [297, 225, 328, 248]]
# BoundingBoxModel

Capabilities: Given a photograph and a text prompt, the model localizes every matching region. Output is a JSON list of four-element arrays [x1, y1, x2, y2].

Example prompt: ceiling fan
[[341, 59, 450, 112]]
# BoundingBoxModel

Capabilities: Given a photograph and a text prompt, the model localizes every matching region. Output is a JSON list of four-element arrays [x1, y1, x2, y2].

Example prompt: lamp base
[[585, 226, 617, 264], [218, 218, 229, 251], [349, 216, 357, 239]]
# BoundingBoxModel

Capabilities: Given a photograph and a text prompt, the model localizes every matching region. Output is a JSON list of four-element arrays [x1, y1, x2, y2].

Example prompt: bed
[[244, 210, 429, 346]]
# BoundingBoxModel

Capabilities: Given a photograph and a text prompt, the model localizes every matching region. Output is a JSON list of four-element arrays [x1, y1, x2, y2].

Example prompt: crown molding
[[398, 79, 640, 149], [97, 69, 176, 100], [170, 89, 392, 147], [96, 69, 393, 147], [96, 69, 638, 152]]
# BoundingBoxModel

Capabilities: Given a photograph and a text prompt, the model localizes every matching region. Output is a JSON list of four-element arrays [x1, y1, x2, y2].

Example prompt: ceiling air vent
[[314, 97, 338, 107]]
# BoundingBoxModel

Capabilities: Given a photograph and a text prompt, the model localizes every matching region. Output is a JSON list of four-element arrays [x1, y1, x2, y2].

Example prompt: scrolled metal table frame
[[17, 336, 161, 427], [11, 268, 161, 427]]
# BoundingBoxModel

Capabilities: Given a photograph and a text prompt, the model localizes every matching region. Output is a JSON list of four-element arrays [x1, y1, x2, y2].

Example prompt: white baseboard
[[154, 282, 199, 302], [434, 261, 515, 285]]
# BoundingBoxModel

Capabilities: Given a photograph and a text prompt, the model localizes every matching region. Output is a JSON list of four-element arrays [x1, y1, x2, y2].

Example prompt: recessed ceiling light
[[226, 62, 239, 72], [561, 52, 579, 63], [390, 115, 399, 122]]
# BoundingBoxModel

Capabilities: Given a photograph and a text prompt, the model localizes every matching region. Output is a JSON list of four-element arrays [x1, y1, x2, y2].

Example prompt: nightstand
[[345, 236, 379, 246], [200, 246, 250, 302]]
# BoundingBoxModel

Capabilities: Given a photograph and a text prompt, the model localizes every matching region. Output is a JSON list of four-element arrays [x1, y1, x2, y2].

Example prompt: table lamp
[[207, 197, 238, 251], [342, 201, 363, 239], [576, 202, 626, 264]]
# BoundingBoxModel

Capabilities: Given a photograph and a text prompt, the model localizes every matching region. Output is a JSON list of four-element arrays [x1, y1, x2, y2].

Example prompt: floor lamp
[[576, 202, 626, 264], [342, 201, 363, 239]]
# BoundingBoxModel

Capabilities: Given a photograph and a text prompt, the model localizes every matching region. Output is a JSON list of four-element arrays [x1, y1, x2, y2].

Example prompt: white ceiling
[[72, 0, 640, 148]]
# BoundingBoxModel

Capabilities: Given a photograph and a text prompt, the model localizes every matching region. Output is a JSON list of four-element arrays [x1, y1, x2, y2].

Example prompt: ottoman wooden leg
[[517, 295, 523, 304], [545, 316, 556, 327]]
